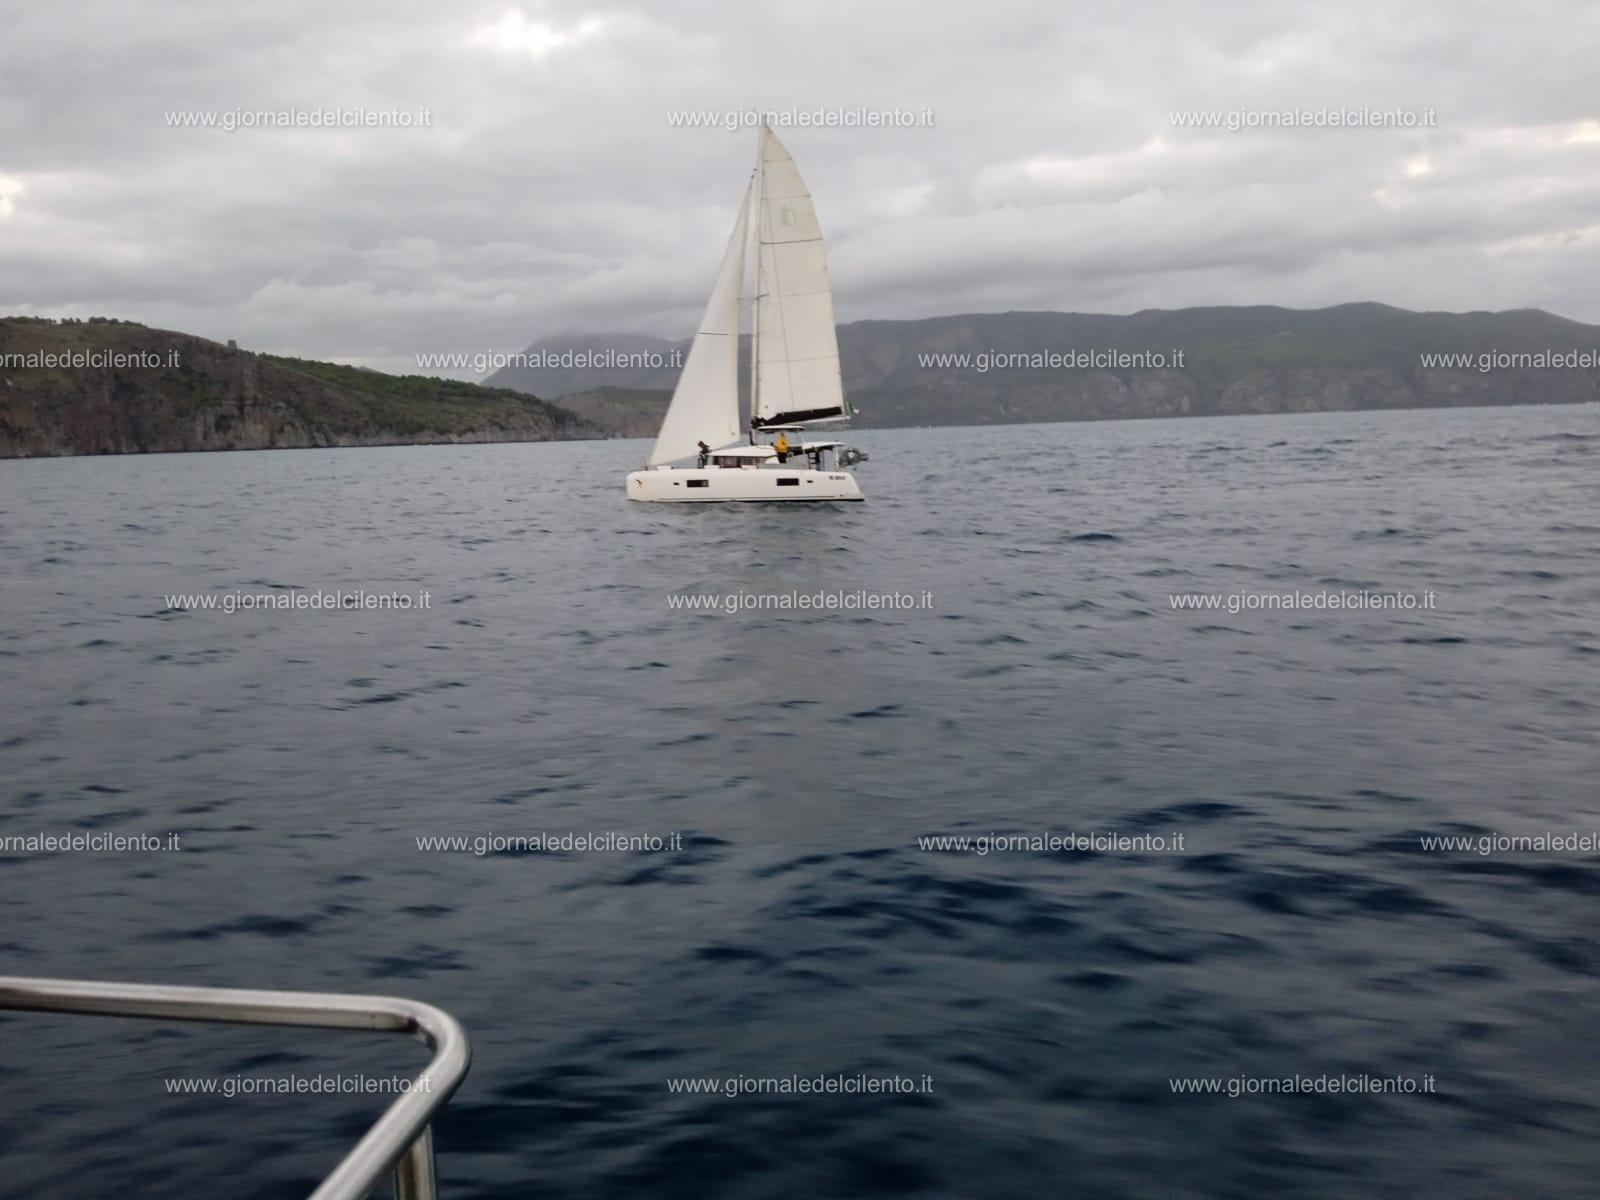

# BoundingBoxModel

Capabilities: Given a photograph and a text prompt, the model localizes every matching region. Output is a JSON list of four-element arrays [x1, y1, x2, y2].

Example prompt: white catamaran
[[626, 124, 868, 502]]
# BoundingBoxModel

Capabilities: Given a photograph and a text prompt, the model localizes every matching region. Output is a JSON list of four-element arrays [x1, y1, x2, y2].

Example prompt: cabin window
[[776, 477, 799, 486], [686, 478, 710, 488]]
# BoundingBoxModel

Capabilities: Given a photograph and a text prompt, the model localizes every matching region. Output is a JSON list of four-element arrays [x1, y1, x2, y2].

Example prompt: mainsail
[[648, 181, 753, 465], [752, 127, 847, 427]]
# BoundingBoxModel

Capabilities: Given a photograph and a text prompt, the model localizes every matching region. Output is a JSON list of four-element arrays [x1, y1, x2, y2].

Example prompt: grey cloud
[[4, 0, 1599, 378]]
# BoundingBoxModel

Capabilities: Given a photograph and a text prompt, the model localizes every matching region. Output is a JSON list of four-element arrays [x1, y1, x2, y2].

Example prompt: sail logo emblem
[[779, 206, 797, 227]]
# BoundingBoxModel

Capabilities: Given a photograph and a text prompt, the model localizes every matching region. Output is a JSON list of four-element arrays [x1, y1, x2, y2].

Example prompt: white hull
[[627, 465, 864, 503]]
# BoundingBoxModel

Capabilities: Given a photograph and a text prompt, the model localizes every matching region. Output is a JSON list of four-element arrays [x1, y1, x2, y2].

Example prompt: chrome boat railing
[[0, 975, 471, 1200]]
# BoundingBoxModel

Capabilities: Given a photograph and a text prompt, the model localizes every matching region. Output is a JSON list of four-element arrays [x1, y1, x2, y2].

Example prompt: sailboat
[[626, 124, 868, 502]]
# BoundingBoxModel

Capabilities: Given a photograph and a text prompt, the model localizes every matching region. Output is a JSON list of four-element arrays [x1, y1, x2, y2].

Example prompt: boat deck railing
[[0, 974, 471, 1200]]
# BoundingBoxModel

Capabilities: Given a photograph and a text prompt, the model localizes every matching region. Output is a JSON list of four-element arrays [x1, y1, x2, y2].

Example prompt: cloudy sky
[[4, 0, 1599, 375]]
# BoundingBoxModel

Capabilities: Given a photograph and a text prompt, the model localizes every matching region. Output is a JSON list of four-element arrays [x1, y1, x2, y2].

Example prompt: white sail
[[753, 127, 846, 426], [648, 181, 753, 465]]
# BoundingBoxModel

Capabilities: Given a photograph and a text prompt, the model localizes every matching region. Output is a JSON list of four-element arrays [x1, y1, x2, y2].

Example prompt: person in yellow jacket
[[774, 432, 790, 463]]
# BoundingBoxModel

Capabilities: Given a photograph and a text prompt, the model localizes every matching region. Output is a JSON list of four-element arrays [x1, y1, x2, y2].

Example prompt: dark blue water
[[3, 405, 1598, 1199]]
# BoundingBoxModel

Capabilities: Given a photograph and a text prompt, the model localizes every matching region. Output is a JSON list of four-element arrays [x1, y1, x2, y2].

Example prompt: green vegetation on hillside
[[0, 317, 600, 457], [261, 354, 589, 437]]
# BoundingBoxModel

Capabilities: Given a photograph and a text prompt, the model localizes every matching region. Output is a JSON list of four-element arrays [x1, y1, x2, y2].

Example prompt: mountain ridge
[[485, 302, 1600, 428]]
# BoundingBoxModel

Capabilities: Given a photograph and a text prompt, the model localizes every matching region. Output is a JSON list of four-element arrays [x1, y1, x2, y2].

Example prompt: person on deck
[[774, 433, 790, 463], [697, 441, 710, 468]]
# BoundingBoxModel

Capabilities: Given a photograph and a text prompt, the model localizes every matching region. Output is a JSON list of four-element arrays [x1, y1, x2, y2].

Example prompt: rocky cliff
[[0, 318, 598, 458]]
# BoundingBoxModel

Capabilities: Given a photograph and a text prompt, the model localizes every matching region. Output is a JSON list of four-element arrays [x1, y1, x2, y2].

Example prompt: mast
[[748, 120, 764, 442]]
